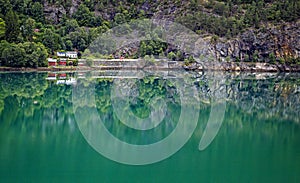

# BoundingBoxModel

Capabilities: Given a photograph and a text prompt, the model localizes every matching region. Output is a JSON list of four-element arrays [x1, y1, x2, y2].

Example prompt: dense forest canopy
[[0, 0, 299, 67]]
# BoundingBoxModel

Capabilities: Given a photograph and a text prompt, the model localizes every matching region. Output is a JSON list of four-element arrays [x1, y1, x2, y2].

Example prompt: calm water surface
[[0, 71, 299, 183]]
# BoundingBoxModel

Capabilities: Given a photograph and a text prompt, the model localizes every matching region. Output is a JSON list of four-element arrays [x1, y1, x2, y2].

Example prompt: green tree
[[1, 43, 26, 67], [176, 51, 184, 61], [0, 41, 48, 67], [20, 42, 39, 67], [167, 51, 176, 61], [35, 43, 48, 67], [84, 0, 96, 11], [65, 19, 79, 34], [0, 40, 10, 65], [65, 40, 73, 51], [139, 41, 147, 57], [73, 4, 94, 26], [114, 13, 127, 25], [213, 2, 228, 16], [21, 18, 35, 41], [0, 18, 5, 40], [0, 0, 11, 15], [42, 28, 61, 54], [22, 42, 48, 67], [30, 2, 45, 23], [146, 44, 153, 55], [5, 9, 20, 42], [67, 28, 89, 51]]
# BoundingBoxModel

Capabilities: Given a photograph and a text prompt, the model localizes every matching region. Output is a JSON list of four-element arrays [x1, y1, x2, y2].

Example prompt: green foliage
[[5, 9, 20, 42], [67, 27, 89, 52], [114, 13, 127, 25], [143, 55, 155, 64], [21, 18, 35, 41], [184, 55, 196, 65], [64, 19, 79, 35], [0, 0, 12, 15], [279, 57, 285, 64], [1, 43, 26, 67], [73, 59, 79, 66], [73, 4, 100, 27], [64, 40, 73, 51], [42, 29, 61, 54], [0, 18, 5, 39], [176, 51, 184, 61], [30, 2, 45, 23], [212, 2, 228, 16], [138, 40, 167, 57], [167, 51, 176, 61], [253, 50, 259, 62], [0, 41, 48, 67], [176, 0, 300, 37], [269, 53, 276, 64], [21, 42, 48, 67], [0, 40, 10, 62]]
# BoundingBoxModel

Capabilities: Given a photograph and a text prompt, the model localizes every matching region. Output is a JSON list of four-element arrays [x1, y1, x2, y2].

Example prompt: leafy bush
[[167, 51, 176, 61], [86, 58, 93, 67]]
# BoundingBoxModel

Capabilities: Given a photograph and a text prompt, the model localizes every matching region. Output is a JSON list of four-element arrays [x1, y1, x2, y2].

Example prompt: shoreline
[[0, 61, 300, 72], [184, 62, 300, 72]]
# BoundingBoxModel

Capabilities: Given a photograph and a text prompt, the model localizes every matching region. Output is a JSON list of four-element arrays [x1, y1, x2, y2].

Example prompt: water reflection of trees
[[0, 72, 299, 141], [94, 77, 181, 145], [0, 73, 76, 141]]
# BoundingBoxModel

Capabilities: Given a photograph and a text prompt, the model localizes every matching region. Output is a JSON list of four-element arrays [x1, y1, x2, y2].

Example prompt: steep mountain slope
[[0, 0, 299, 67]]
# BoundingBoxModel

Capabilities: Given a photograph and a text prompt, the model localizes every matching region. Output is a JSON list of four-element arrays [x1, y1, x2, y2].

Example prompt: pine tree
[[5, 9, 20, 42]]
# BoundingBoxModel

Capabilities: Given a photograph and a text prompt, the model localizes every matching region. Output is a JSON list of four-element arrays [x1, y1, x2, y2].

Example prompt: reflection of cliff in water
[[227, 73, 300, 123]]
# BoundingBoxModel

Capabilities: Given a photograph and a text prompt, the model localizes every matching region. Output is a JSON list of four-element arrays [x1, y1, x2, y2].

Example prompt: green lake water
[[0, 71, 299, 183]]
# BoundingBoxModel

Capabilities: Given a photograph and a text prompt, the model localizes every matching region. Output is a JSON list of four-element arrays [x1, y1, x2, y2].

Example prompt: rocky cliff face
[[43, 0, 80, 23], [212, 21, 300, 63]]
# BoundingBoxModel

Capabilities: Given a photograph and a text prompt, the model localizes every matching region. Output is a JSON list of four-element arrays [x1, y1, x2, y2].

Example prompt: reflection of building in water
[[46, 72, 76, 85], [56, 78, 76, 85], [47, 73, 56, 80]]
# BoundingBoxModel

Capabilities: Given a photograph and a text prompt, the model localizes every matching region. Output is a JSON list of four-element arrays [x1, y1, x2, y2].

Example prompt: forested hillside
[[0, 0, 299, 67]]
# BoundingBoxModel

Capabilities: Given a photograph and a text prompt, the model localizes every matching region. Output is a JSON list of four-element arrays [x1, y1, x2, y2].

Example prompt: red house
[[48, 58, 57, 66], [58, 58, 67, 66]]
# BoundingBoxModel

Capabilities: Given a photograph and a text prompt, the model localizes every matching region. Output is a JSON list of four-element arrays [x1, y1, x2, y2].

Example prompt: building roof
[[47, 58, 57, 62], [66, 51, 77, 54]]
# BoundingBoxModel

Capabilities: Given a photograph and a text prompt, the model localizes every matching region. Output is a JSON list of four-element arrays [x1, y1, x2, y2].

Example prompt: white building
[[57, 51, 77, 59], [57, 52, 66, 57], [66, 52, 78, 59]]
